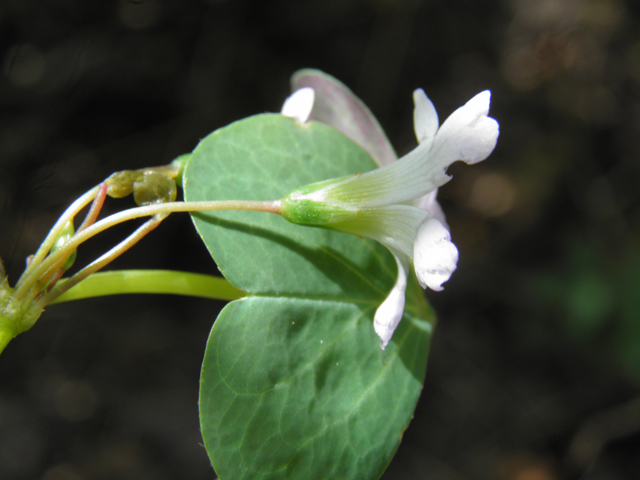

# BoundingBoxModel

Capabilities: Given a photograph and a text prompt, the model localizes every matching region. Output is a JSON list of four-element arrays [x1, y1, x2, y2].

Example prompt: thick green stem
[[50, 270, 246, 304]]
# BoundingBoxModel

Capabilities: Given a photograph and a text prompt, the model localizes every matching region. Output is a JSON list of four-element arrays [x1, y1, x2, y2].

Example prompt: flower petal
[[394, 90, 499, 194], [320, 158, 432, 208], [374, 251, 409, 350], [413, 218, 458, 291], [413, 89, 438, 145], [281, 87, 315, 124], [322, 91, 499, 208], [430, 90, 499, 168], [381, 90, 500, 201], [330, 204, 428, 259], [291, 69, 397, 166]]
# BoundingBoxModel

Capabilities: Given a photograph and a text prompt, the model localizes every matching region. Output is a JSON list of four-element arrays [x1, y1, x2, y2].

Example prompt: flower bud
[[50, 221, 77, 271], [105, 170, 141, 198], [133, 171, 177, 207]]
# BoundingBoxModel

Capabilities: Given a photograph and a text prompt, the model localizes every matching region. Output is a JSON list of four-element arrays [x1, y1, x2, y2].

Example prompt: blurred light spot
[[499, 453, 559, 480], [468, 173, 517, 217], [98, 441, 142, 474], [566, 273, 614, 335], [577, 0, 625, 33], [3, 44, 46, 87], [118, 0, 161, 30], [54, 380, 99, 422], [502, 32, 576, 90], [502, 42, 541, 90], [514, 0, 579, 29], [42, 464, 85, 480], [512, 464, 556, 480]]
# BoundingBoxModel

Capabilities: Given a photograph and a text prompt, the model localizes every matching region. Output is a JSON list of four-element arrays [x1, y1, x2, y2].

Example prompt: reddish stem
[[78, 182, 108, 233]]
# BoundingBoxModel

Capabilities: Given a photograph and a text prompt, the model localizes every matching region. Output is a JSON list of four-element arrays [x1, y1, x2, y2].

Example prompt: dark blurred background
[[1, 0, 640, 479]]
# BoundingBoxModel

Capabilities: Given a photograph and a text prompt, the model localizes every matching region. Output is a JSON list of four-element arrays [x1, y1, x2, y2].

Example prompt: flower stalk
[[13, 199, 281, 303]]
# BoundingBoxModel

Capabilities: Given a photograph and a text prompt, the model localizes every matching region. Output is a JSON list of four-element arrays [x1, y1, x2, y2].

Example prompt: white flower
[[281, 87, 315, 124], [288, 70, 450, 227], [281, 71, 499, 349]]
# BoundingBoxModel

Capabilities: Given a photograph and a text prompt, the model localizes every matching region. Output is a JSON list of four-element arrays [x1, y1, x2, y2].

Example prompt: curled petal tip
[[467, 90, 491, 109], [281, 87, 315, 124], [464, 90, 492, 118], [373, 253, 408, 350], [465, 91, 499, 161], [428, 90, 500, 168], [413, 219, 458, 291], [413, 88, 438, 145], [374, 287, 404, 349]]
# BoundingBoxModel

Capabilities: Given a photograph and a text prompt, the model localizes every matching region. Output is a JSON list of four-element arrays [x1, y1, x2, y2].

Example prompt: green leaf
[[185, 114, 434, 480]]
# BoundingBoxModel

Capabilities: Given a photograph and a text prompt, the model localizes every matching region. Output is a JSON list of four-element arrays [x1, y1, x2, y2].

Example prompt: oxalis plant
[[0, 69, 499, 480]]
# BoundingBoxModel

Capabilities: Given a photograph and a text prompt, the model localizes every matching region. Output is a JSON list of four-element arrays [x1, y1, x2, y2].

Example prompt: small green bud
[[106, 170, 142, 198], [169, 154, 190, 188], [133, 171, 177, 207], [50, 221, 77, 271]]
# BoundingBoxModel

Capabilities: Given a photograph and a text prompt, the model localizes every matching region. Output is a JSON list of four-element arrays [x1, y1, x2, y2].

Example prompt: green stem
[[16, 186, 99, 292], [49, 270, 246, 304], [13, 199, 280, 302], [39, 216, 164, 307]]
